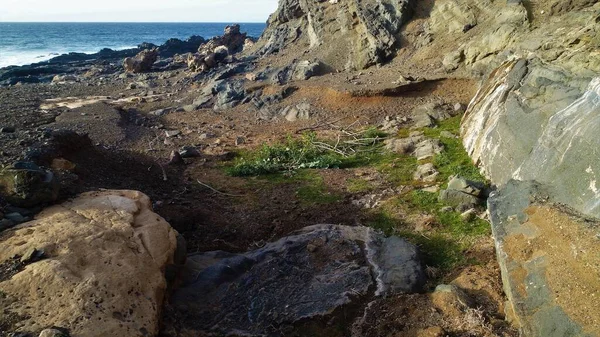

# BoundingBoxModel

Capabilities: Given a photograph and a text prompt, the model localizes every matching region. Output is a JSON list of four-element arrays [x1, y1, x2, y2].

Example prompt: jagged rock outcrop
[[456, 3, 600, 336], [187, 24, 248, 73], [255, 0, 414, 70], [123, 48, 159, 73], [461, 58, 599, 218], [0, 190, 179, 336], [165, 224, 425, 336]]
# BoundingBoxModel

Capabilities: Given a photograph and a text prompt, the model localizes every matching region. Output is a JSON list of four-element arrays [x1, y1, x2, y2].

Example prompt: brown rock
[[123, 48, 158, 73], [0, 190, 178, 337], [51, 158, 76, 171]]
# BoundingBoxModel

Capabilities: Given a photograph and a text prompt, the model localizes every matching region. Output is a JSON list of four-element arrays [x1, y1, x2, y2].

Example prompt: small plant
[[227, 133, 343, 176], [227, 129, 388, 177]]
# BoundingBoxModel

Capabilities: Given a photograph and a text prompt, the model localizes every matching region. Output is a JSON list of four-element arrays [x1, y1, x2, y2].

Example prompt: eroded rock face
[[461, 59, 600, 218], [0, 190, 178, 337], [255, 0, 414, 70], [166, 224, 425, 336], [488, 181, 600, 337]]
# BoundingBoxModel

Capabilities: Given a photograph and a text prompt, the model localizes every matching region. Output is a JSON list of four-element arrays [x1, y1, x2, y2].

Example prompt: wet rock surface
[[165, 224, 425, 336]]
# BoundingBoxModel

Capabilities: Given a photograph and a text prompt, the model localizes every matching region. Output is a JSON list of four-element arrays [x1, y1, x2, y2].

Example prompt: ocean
[[0, 22, 267, 68]]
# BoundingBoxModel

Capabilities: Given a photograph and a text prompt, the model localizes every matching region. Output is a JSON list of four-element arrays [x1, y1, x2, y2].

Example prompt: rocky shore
[[1, 0, 600, 336]]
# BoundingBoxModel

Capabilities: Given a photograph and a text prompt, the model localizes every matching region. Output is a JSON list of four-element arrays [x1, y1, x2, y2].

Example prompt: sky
[[0, 0, 278, 22]]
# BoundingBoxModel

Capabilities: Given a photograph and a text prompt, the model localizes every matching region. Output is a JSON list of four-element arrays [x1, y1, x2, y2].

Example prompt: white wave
[[0, 45, 139, 68]]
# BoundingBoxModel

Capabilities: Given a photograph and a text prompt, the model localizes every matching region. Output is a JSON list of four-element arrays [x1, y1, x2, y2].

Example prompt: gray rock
[[440, 130, 456, 138], [20, 247, 44, 264], [256, 0, 414, 70], [281, 102, 312, 121], [38, 329, 67, 337], [439, 189, 481, 207], [4, 212, 25, 223], [447, 176, 485, 197], [488, 180, 598, 337], [443, 50, 464, 72], [165, 130, 180, 138], [294, 60, 324, 80], [414, 139, 443, 161], [411, 103, 453, 129], [462, 58, 600, 218], [123, 48, 158, 73], [180, 146, 201, 158], [384, 131, 425, 154], [0, 219, 15, 231], [213, 80, 246, 111], [414, 163, 439, 182], [169, 224, 424, 336]]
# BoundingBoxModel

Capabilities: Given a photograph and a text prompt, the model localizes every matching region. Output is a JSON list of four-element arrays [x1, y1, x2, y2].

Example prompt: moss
[[295, 172, 342, 205], [373, 153, 419, 185], [346, 178, 375, 193], [399, 231, 466, 271], [366, 210, 398, 236]]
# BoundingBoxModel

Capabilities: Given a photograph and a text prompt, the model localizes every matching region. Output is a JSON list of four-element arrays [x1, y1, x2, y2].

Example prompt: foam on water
[[0, 22, 266, 68]]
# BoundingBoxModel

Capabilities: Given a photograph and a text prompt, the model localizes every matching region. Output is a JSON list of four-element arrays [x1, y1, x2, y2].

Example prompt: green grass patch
[[422, 116, 486, 184], [346, 178, 375, 193], [366, 210, 398, 236], [296, 173, 343, 205], [373, 153, 419, 185], [227, 130, 389, 177], [227, 134, 343, 176], [404, 190, 490, 236], [399, 231, 467, 271]]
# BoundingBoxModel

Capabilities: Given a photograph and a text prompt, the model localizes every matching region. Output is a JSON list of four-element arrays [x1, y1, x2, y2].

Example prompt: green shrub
[[227, 134, 343, 176]]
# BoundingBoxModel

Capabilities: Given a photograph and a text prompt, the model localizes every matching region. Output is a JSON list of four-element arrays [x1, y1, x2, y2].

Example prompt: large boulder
[[123, 48, 158, 73], [461, 58, 599, 218], [165, 224, 425, 336], [255, 0, 414, 70], [0, 190, 179, 337], [488, 180, 600, 337]]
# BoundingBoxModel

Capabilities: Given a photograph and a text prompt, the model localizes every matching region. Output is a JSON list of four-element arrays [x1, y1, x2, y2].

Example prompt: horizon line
[[0, 21, 267, 24]]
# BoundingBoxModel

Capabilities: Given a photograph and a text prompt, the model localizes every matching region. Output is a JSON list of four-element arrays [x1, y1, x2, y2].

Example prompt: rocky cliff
[[254, 0, 414, 70]]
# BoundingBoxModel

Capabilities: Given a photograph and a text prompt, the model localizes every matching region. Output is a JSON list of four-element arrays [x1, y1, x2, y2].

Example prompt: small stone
[[1, 126, 16, 133], [0, 219, 15, 231], [235, 137, 245, 146], [431, 284, 472, 316], [421, 186, 440, 193], [461, 208, 477, 221], [165, 130, 181, 138], [5, 212, 25, 223], [151, 108, 170, 116], [168, 151, 184, 165], [440, 206, 454, 213], [440, 131, 456, 138], [20, 247, 44, 264], [453, 103, 465, 112], [414, 163, 439, 182], [51, 158, 76, 171], [180, 146, 201, 158], [38, 328, 68, 337]]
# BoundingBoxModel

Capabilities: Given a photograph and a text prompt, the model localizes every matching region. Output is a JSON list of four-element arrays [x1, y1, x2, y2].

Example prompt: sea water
[[0, 22, 266, 68]]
